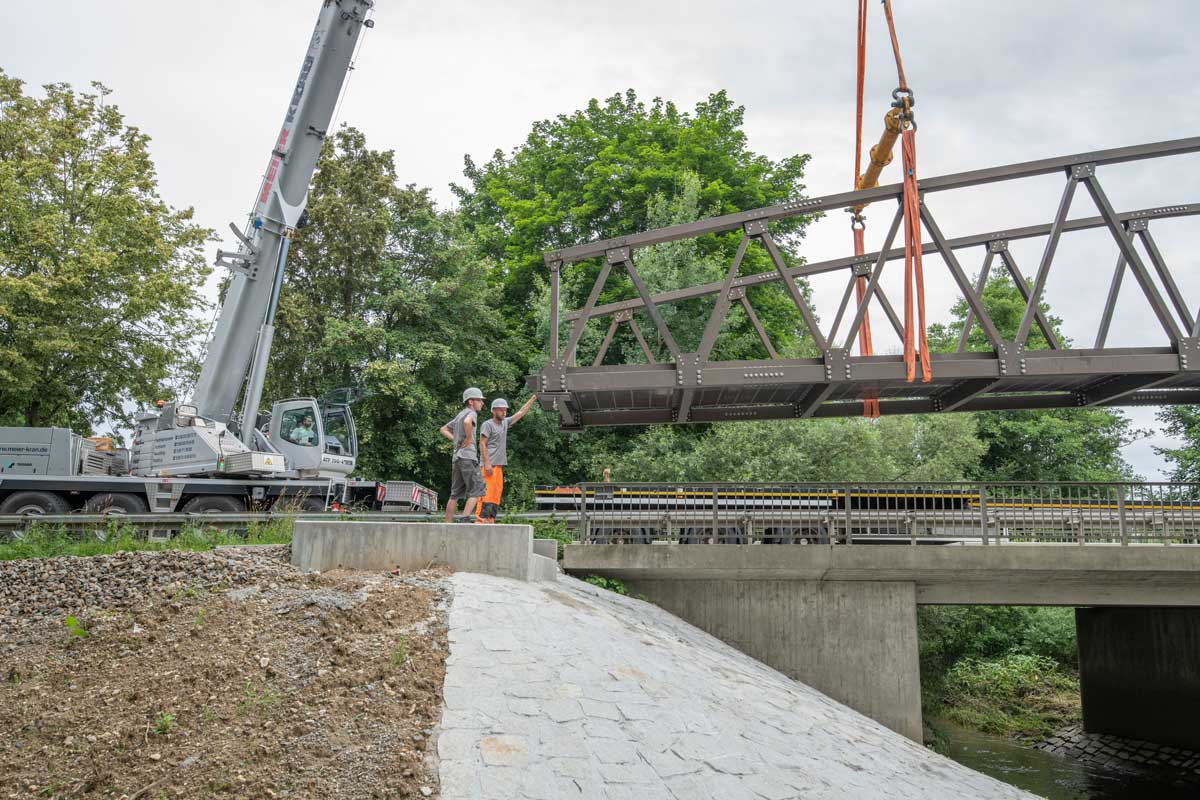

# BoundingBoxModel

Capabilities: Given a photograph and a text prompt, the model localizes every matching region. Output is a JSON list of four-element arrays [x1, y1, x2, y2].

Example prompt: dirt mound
[[1, 549, 449, 799]]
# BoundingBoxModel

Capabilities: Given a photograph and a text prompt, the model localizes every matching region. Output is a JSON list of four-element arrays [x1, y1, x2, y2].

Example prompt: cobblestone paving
[[1036, 724, 1200, 781], [436, 573, 1037, 799]]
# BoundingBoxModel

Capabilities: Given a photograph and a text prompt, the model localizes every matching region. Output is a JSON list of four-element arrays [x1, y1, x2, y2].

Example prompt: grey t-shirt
[[448, 407, 478, 462], [479, 417, 511, 467]]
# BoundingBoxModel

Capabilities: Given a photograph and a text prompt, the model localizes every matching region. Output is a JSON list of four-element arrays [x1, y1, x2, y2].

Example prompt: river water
[[933, 719, 1197, 799]]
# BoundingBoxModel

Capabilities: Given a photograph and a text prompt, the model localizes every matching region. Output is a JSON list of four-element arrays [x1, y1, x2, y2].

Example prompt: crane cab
[[268, 398, 357, 479]]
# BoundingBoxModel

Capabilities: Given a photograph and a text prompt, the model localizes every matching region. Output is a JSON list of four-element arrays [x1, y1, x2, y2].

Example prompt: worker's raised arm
[[461, 415, 475, 449], [439, 422, 454, 443], [509, 394, 538, 425]]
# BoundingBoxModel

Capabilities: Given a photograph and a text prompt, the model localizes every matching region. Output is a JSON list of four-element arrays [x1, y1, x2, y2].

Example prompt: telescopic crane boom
[[129, 0, 373, 479], [196, 0, 373, 432]]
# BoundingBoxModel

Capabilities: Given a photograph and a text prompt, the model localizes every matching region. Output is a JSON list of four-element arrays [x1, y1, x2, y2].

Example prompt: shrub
[[583, 575, 629, 595], [939, 654, 1079, 738]]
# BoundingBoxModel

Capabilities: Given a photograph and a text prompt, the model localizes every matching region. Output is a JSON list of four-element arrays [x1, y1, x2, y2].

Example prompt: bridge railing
[[568, 482, 1200, 546]]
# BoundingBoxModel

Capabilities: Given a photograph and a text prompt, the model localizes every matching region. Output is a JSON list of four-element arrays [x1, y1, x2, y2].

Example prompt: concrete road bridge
[[559, 481, 1200, 750], [530, 137, 1200, 429]]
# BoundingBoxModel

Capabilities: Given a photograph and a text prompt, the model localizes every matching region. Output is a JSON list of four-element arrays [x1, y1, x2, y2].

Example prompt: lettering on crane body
[[258, 129, 290, 206], [285, 55, 315, 125]]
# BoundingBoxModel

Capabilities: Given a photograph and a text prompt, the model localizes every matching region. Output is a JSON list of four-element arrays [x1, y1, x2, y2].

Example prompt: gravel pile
[[0, 546, 298, 629]]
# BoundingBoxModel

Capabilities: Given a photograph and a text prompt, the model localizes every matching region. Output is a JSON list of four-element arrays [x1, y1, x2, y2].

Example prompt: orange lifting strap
[[852, 0, 880, 416], [852, 0, 931, 398]]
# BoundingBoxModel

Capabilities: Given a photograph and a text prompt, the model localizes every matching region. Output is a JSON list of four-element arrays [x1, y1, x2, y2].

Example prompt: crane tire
[[0, 490, 71, 516], [83, 493, 149, 515], [182, 495, 246, 514]]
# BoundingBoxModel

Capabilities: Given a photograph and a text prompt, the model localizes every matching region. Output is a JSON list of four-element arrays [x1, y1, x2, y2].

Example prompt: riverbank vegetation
[[920, 606, 1081, 741]]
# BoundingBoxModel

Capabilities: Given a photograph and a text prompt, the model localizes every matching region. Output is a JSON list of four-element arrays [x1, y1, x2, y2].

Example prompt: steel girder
[[530, 137, 1200, 430]]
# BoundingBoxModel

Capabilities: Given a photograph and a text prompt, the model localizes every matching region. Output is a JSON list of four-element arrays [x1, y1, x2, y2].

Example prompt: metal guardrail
[[563, 482, 1200, 545]]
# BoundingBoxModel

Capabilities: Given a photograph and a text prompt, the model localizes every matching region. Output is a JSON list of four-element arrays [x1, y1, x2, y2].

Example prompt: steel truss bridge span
[[529, 137, 1200, 429]]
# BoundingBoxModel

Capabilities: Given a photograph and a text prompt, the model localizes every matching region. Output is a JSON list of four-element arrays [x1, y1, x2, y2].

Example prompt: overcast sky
[[3, 0, 1198, 478]]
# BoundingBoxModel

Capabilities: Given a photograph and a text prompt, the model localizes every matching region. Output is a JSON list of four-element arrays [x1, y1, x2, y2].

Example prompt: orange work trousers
[[476, 465, 504, 523]]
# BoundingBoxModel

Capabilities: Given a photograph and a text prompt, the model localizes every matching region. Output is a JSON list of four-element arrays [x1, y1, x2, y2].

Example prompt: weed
[[390, 636, 408, 666], [151, 712, 176, 736], [237, 680, 280, 716], [63, 615, 89, 638], [937, 654, 1080, 738], [0, 518, 294, 561], [583, 575, 629, 595], [7, 667, 20, 686], [494, 515, 575, 559]]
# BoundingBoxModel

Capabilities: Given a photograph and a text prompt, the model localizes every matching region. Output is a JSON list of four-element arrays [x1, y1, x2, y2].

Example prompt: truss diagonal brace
[[1079, 169, 1184, 342], [609, 247, 682, 359], [1015, 173, 1078, 347], [845, 204, 904, 352], [919, 201, 1006, 350], [759, 231, 828, 352]]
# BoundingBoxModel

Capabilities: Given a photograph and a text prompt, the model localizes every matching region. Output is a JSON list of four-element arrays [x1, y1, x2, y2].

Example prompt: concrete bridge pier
[[1076, 607, 1200, 750], [626, 578, 923, 741]]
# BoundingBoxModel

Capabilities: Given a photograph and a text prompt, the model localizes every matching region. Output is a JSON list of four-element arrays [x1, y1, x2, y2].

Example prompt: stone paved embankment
[[437, 573, 1038, 799], [1036, 724, 1200, 781]]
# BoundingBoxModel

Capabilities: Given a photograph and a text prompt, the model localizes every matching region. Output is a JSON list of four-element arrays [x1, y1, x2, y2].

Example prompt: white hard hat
[[462, 387, 484, 403], [491, 398, 509, 410]]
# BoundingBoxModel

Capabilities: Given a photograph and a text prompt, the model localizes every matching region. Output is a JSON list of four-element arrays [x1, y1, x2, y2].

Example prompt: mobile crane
[[0, 0, 436, 518]]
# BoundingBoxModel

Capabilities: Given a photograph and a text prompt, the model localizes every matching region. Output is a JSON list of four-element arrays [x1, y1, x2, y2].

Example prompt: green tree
[[0, 70, 211, 431], [453, 89, 814, 344], [597, 415, 984, 483], [927, 264, 1142, 482], [1154, 405, 1200, 482], [265, 127, 523, 491]]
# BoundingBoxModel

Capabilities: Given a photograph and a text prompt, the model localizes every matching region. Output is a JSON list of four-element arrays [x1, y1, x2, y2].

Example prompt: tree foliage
[[0, 70, 210, 431], [928, 264, 1143, 482], [264, 127, 524, 489], [1154, 405, 1200, 483], [452, 89, 814, 340], [595, 416, 984, 484]]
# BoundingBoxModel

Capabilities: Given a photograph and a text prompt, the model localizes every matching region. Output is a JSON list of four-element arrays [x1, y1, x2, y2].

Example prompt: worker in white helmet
[[476, 393, 538, 523], [439, 387, 487, 522]]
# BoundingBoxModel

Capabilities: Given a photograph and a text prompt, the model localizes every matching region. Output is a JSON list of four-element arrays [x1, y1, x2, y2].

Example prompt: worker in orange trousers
[[476, 394, 537, 523]]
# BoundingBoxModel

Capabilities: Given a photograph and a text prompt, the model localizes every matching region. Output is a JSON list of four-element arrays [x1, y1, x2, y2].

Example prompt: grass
[[236, 680, 280, 717], [151, 712, 177, 736], [0, 518, 293, 561], [498, 515, 575, 560], [928, 653, 1081, 739], [583, 575, 629, 595], [390, 636, 408, 666]]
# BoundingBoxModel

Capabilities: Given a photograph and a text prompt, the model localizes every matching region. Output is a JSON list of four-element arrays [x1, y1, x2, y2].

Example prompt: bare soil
[[0, 554, 449, 799]]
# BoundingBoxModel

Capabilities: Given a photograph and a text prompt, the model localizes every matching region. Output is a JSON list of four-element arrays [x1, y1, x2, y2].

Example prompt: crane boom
[[192, 0, 373, 431]]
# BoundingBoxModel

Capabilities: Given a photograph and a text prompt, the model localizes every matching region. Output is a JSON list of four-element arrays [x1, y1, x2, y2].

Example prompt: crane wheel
[[0, 490, 71, 516], [84, 493, 149, 515], [83, 493, 150, 541], [181, 495, 247, 514], [0, 491, 71, 540]]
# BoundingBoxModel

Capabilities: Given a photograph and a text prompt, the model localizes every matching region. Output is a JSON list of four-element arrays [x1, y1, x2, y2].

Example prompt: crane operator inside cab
[[289, 415, 317, 446]]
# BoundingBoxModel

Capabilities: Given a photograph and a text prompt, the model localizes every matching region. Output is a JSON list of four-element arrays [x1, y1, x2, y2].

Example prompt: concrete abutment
[[627, 577, 923, 741], [1076, 607, 1200, 750]]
